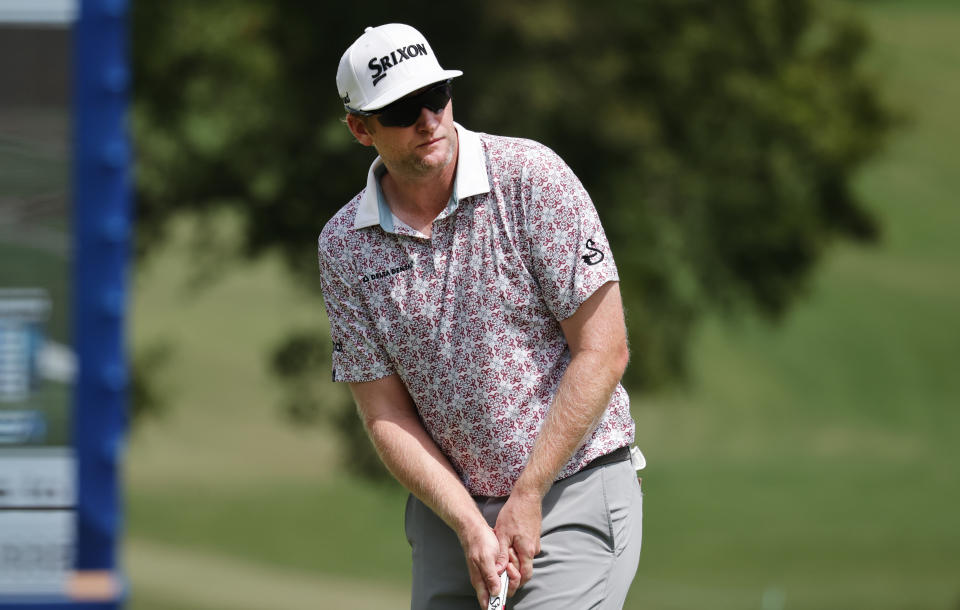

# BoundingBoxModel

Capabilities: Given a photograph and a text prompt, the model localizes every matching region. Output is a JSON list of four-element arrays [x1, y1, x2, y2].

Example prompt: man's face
[[348, 84, 458, 178]]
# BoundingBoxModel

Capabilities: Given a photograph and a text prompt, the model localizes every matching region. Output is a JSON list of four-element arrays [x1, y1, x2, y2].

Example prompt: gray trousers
[[405, 459, 643, 609]]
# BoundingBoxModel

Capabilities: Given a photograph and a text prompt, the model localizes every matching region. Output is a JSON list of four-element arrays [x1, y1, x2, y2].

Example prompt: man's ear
[[346, 114, 376, 147]]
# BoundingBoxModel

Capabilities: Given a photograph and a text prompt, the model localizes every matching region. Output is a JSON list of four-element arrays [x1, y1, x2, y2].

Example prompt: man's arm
[[349, 375, 516, 608], [494, 281, 630, 589]]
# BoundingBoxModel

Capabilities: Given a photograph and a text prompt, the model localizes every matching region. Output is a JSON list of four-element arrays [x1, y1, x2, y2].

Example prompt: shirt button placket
[[432, 220, 447, 271], [398, 236, 421, 274]]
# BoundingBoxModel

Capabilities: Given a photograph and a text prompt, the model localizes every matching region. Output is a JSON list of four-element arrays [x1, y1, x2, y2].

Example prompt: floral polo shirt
[[317, 123, 635, 497]]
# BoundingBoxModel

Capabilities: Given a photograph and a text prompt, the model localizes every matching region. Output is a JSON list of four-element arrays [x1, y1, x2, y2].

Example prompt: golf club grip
[[487, 569, 509, 609]]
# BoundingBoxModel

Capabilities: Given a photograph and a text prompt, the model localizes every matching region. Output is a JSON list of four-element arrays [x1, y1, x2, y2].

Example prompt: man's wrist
[[453, 509, 492, 544], [511, 474, 550, 501]]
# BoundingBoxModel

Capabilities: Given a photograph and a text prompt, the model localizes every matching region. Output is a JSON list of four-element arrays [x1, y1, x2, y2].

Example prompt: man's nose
[[415, 104, 442, 130]]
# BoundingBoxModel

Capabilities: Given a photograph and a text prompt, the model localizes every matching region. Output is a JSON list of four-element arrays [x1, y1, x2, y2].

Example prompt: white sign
[[0, 0, 77, 24], [0, 448, 75, 507], [0, 449, 75, 596], [0, 510, 73, 596]]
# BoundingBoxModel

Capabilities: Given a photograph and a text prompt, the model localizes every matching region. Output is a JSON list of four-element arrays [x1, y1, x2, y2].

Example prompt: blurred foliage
[[129, 339, 174, 429], [132, 1, 894, 475]]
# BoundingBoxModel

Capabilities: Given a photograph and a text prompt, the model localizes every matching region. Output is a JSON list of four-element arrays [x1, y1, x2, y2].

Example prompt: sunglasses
[[356, 80, 452, 128]]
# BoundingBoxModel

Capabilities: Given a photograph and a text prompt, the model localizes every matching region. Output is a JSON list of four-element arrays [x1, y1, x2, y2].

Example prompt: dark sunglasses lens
[[377, 82, 451, 127], [377, 103, 421, 128], [420, 82, 452, 111]]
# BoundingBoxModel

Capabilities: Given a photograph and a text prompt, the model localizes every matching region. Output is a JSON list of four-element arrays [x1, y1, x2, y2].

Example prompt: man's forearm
[[511, 347, 625, 499], [490, 281, 630, 590], [350, 376, 485, 537], [350, 376, 510, 607], [513, 282, 630, 500], [363, 409, 487, 537]]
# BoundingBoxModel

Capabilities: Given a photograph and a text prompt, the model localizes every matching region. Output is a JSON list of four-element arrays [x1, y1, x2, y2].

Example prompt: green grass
[[124, 3, 960, 609], [633, 455, 960, 609], [127, 477, 411, 584]]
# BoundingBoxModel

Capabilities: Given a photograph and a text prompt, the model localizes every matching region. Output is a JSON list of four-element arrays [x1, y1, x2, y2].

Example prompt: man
[[319, 23, 644, 609]]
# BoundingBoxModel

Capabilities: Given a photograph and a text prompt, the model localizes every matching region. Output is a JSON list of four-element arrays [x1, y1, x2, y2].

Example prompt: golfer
[[319, 23, 643, 609]]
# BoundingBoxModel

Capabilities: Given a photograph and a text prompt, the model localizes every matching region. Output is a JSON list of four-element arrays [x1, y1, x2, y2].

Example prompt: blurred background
[[6, 0, 957, 608]]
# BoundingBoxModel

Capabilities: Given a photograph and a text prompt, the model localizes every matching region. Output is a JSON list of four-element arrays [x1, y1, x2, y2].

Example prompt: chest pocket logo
[[360, 262, 413, 283]]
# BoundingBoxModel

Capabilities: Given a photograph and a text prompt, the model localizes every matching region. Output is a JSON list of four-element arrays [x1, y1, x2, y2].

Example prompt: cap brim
[[358, 69, 463, 112]]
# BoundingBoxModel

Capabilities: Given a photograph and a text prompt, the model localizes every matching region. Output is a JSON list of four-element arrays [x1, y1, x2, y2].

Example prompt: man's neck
[[380, 155, 458, 237]]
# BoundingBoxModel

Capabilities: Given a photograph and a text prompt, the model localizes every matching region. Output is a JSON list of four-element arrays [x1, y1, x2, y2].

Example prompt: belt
[[472, 446, 633, 501], [573, 445, 632, 476]]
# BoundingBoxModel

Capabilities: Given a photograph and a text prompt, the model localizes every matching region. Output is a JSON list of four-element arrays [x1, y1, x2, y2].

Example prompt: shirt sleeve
[[523, 146, 620, 321], [317, 234, 394, 383]]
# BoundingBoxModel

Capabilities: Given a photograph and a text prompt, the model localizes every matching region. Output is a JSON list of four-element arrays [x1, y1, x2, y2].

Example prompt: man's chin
[[412, 143, 454, 173]]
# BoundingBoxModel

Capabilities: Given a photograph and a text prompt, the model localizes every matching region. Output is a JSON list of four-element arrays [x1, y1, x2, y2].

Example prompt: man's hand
[[460, 522, 509, 608], [494, 489, 543, 593]]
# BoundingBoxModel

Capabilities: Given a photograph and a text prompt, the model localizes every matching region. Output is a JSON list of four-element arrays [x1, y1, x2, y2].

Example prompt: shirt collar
[[352, 122, 491, 231]]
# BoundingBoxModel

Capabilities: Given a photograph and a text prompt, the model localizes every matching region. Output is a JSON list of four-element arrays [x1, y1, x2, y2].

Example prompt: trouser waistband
[[472, 446, 633, 501], [568, 445, 632, 478]]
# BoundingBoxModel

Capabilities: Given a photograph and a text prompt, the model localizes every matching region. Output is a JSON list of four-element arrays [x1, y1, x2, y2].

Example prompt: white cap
[[337, 24, 463, 113]]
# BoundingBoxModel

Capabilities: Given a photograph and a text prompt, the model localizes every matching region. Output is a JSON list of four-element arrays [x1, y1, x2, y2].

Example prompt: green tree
[[132, 0, 894, 477]]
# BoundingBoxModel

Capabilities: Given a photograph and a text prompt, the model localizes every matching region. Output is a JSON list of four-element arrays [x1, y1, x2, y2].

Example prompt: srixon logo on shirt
[[581, 238, 605, 265], [368, 43, 429, 86]]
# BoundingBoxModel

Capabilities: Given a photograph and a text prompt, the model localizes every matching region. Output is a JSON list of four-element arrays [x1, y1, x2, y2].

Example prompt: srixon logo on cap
[[368, 43, 429, 86]]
